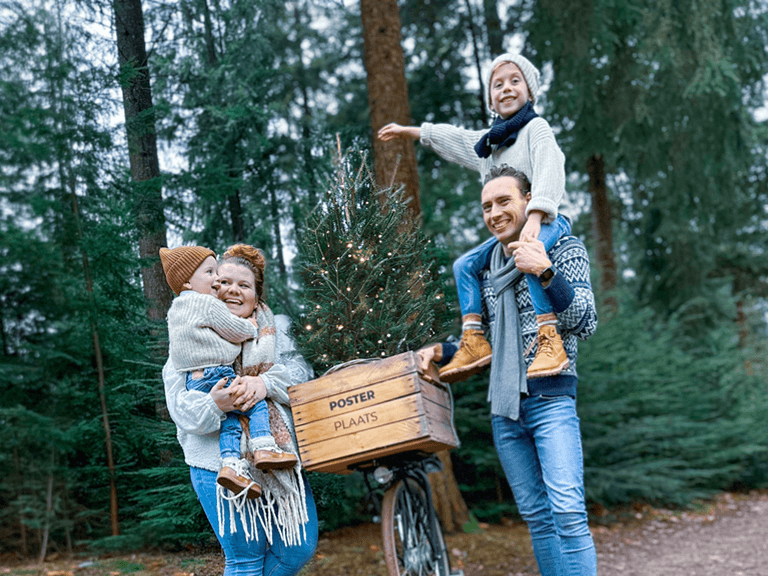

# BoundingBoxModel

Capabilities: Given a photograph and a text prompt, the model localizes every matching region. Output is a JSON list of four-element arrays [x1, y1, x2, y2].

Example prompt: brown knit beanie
[[159, 246, 216, 295]]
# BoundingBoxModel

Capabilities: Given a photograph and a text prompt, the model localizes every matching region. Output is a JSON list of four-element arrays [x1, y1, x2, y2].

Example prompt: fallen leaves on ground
[[2, 491, 765, 576]]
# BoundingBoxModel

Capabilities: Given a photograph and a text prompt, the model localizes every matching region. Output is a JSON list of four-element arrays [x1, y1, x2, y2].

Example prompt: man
[[420, 164, 598, 576]]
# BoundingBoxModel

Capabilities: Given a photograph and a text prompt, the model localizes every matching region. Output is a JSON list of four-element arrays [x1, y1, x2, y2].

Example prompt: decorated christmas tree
[[293, 148, 451, 374]]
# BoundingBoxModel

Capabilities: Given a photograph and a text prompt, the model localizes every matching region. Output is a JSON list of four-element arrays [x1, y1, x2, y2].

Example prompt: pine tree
[[293, 147, 450, 375]]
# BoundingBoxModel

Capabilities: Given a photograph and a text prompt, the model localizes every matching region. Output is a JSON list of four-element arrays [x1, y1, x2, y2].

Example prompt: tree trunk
[[269, 184, 287, 279], [463, 0, 488, 124], [587, 154, 617, 311], [428, 451, 471, 533], [113, 0, 172, 322], [14, 448, 28, 556], [293, 1, 318, 209], [68, 178, 120, 536], [361, 0, 471, 524], [483, 0, 504, 56], [38, 451, 55, 564], [360, 0, 421, 220]]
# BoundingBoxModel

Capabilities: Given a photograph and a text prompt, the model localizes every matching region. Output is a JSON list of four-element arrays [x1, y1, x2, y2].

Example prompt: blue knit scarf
[[474, 102, 538, 159]]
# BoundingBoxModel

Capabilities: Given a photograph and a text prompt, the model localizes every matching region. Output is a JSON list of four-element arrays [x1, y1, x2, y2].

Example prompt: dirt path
[[3, 491, 767, 576], [595, 492, 768, 576]]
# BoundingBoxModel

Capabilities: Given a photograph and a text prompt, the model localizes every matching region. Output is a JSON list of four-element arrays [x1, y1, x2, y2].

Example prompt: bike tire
[[381, 479, 451, 576]]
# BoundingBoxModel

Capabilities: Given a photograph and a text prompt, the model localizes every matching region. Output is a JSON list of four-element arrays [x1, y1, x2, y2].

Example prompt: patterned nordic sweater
[[420, 118, 566, 223], [442, 235, 598, 398]]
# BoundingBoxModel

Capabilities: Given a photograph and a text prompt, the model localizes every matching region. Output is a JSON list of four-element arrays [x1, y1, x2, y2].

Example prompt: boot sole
[[217, 477, 262, 499], [439, 354, 492, 383], [253, 458, 299, 471], [527, 359, 570, 379]]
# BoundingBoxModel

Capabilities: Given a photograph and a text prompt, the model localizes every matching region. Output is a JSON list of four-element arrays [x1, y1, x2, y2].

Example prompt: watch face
[[541, 268, 554, 281]]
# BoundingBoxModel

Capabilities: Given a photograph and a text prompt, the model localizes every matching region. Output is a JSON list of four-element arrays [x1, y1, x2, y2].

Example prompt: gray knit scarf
[[487, 242, 527, 420]]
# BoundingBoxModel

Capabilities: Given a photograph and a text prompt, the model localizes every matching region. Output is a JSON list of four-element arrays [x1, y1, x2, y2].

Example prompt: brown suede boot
[[527, 316, 569, 379], [251, 449, 298, 471], [217, 458, 261, 499], [438, 328, 492, 383]]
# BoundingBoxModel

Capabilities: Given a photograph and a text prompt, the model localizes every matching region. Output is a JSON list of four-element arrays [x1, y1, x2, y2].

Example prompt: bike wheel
[[381, 479, 451, 576]]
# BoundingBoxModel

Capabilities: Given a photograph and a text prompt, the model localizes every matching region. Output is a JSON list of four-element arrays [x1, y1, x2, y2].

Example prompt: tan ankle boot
[[217, 459, 262, 499], [527, 317, 569, 379], [251, 449, 298, 471], [438, 328, 492, 383]]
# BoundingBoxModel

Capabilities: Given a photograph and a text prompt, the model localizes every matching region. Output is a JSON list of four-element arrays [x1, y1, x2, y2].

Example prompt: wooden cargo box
[[288, 351, 458, 473]]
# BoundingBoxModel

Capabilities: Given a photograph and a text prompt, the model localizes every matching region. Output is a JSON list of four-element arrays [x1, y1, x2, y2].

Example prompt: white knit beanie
[[485, 53, 541, 112]]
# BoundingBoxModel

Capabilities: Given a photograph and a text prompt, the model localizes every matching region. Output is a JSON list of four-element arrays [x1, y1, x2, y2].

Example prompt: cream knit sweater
[[420, 117, 566, 222], [166, 290, 257, 372], [162, 314, 313, 472]]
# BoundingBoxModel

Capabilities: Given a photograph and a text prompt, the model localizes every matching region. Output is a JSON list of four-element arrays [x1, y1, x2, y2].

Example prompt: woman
[[162, 244, 318, 576]]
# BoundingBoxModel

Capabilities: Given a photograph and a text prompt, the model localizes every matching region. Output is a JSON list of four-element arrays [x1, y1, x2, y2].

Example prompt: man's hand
[[520, 211, 544, 242], [378, 123, 421, 142], [508, 239, 552, 277]]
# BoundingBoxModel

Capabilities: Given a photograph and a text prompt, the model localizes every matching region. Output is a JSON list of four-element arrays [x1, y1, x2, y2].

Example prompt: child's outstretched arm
[[378, 123, 421, 141]]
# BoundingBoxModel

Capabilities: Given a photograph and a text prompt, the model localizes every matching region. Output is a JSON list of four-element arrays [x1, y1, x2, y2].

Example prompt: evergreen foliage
[[293, 149, 451, 374], [578, 298, 768, 505], [1, 0, 767, 557]]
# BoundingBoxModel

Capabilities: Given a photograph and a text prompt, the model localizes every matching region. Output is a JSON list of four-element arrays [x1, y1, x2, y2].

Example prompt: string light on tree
[[292, 147, 451, 374]]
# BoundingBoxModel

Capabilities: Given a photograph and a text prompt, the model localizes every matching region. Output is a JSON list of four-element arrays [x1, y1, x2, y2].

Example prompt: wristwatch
[[539, 266, 555, 283]]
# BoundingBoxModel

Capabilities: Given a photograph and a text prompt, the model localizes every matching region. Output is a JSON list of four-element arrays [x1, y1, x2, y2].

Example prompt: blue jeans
[[454, 215, 572, 317], [492, 396, 596, 576], [190, 467, 318, 576], [186, 366, 272, 459]]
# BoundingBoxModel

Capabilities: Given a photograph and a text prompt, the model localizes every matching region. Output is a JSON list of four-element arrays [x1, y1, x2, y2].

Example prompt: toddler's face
[[185, 256, 219, 295]]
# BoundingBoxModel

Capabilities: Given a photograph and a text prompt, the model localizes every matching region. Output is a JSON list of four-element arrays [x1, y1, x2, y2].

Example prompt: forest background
[[1, 0, 768, 559]]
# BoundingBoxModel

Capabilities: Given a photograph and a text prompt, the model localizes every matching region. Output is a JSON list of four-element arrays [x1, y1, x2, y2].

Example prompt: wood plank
[[291, 374, 420, 424], [294, 395, 423, 445], [423, 400, 459, 445], [420, 379, 452, 409], [304, 437, 457, 473], [289, 351, 420, 406], [299, 417, 433, 466]]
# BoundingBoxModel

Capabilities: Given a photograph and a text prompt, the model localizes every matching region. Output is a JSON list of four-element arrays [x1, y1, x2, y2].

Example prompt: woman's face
[[217, 262, 258, 318]]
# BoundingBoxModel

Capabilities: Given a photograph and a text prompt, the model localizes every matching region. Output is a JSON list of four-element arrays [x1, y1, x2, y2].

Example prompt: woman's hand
[[378, 123, 421, 141], [229, 375, 267, 411], [210, 378, 239, 412], [209, 376, 267, 412]]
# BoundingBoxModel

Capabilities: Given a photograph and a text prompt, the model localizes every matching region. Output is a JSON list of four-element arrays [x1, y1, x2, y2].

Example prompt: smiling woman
[[162, 243, 318, 576], [217, 260, 259, 319]]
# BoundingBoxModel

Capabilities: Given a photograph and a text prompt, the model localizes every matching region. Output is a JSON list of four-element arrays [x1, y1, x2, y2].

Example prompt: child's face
[[184, 256, 219, 295], [489, 62, 531, 119]]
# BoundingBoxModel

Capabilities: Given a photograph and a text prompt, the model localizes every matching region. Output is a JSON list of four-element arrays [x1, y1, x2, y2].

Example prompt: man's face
[[482, 176, 530, 253]]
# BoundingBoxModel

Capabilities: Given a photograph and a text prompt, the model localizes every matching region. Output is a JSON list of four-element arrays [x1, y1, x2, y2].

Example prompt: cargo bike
[[288, 351, 463, 576]]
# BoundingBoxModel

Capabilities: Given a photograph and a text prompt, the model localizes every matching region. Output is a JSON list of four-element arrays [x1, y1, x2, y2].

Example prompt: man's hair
[[484, 164, 531, 196]]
